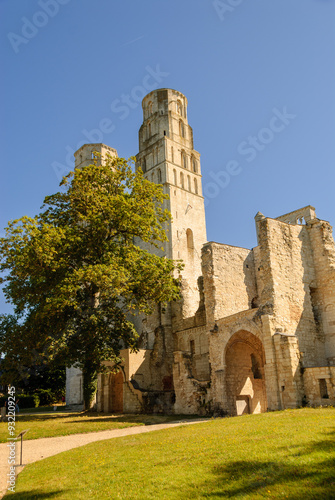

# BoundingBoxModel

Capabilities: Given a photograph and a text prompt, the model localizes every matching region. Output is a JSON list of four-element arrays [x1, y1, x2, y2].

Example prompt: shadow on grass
[[180, 431, 335, 499], [16, 413, 191, 425], [4, 489, 66, 499]]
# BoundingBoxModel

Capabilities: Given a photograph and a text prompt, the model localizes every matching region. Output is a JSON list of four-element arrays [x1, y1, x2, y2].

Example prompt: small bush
[[36, 389, 57, 406]]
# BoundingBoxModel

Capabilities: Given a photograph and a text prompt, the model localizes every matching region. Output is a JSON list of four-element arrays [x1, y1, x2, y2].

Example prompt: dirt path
[[0, 418, 207, 498]]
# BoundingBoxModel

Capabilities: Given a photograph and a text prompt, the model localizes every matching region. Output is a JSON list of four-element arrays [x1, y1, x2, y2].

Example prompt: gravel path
[[0, 418, 207, 498]]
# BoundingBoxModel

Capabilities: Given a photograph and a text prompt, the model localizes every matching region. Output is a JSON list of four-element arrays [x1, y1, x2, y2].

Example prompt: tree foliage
[[0, 156, 181, 407]]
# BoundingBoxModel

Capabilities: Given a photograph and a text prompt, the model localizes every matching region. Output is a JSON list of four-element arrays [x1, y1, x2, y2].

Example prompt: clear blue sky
[[1, 0, 335, 314]]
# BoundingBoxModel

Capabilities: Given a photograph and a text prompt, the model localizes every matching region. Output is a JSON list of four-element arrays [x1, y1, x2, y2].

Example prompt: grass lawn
[[6, 407, 335, 499], [0, 412, 186, 442]]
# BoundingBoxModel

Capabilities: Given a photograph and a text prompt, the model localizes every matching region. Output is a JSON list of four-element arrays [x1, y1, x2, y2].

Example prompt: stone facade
[[66, 88, 335, 416]]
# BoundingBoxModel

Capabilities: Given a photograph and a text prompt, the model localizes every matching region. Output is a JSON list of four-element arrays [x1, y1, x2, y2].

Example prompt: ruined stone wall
[[255, 217, 324, 367], [273, 333, 304, 408], [307, 219, 335, 365], [202, 243, 257, 325], [303, 366, 335, 406], [173, 325, 210, 414]]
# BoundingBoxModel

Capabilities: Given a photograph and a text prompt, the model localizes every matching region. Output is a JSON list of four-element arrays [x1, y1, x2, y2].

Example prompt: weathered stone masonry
[[66, 89, 335, 415]]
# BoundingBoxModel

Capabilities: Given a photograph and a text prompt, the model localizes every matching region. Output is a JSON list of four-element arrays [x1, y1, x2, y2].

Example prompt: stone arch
[[225, 330, 267, 416]]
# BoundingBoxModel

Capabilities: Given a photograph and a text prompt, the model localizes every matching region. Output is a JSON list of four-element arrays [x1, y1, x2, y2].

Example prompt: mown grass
[[6, 407, 335, 499], [0, 412, 186, 442]]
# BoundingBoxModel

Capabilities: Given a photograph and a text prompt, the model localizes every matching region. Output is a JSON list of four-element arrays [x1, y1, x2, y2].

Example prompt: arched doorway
[[225, 330, 267, 416], [109, 370, 124, 413]]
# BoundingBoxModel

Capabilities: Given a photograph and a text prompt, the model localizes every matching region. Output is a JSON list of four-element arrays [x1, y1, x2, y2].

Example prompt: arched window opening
[[194, 178, 198, 194], [155, 147, 158, 164], [151, 172, 154, 182], [177, 100, 183, 115], [157, 169, 162, 183], [179, 120, 185, 138], [192, 158, 197, 173], [187, 175, 191, 191], [186, 228, 194, 249], [142, 158, 146, 173], [181, 151, 187, 169], [171, 146, 174, 163], [173, 169, 177, 185], [148, 122, 151, 138], [148, 101, 153, 116], [180, 172, 184, 189]]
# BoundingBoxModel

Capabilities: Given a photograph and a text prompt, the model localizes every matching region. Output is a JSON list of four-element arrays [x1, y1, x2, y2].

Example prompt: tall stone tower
[[136, 88, 207, 318]]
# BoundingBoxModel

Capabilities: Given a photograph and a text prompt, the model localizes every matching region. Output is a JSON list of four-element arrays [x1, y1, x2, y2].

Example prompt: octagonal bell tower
[[136, 89, 207, 318]]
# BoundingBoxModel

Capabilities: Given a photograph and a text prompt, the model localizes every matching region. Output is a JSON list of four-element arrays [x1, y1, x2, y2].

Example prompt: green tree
[[0, 156, 181, 408]]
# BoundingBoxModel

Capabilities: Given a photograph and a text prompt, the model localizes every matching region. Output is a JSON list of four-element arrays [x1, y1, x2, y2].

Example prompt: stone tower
[[74, 143, 117, 169], [136, 88, 207, 318]]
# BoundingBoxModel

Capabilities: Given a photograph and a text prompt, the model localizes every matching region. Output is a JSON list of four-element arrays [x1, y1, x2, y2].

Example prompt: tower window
[[194, 178, 198, 194], [163, 130, 166, 136], [192, 158, 197, 173], [177, 100, 183, 116], [181, 151, 187, 169], [173, 169, 177, 186], [187, 175, 191, 192], [142, 158, 146, 173], [148, 101, 153, 116], [148, 122, 151, 137], [180, 172, 184, 189], [157, 169, 162, 183], [171, 146, 174, 163], [179, 120, 185, 138], [186, 228, 194, 249]]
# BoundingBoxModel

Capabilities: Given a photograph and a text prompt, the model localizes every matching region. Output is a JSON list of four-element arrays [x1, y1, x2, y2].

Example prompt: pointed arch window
[[157, 169, 162, 183], [173, 169, 177, 185], [194, 178, 198, 194], [177, 100, 183, 116], [180, 172, 184, 189], [192, 158, 197, 173]]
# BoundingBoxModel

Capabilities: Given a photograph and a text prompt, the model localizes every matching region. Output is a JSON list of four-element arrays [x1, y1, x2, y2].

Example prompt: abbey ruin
[[66, 88, 335, 416]]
